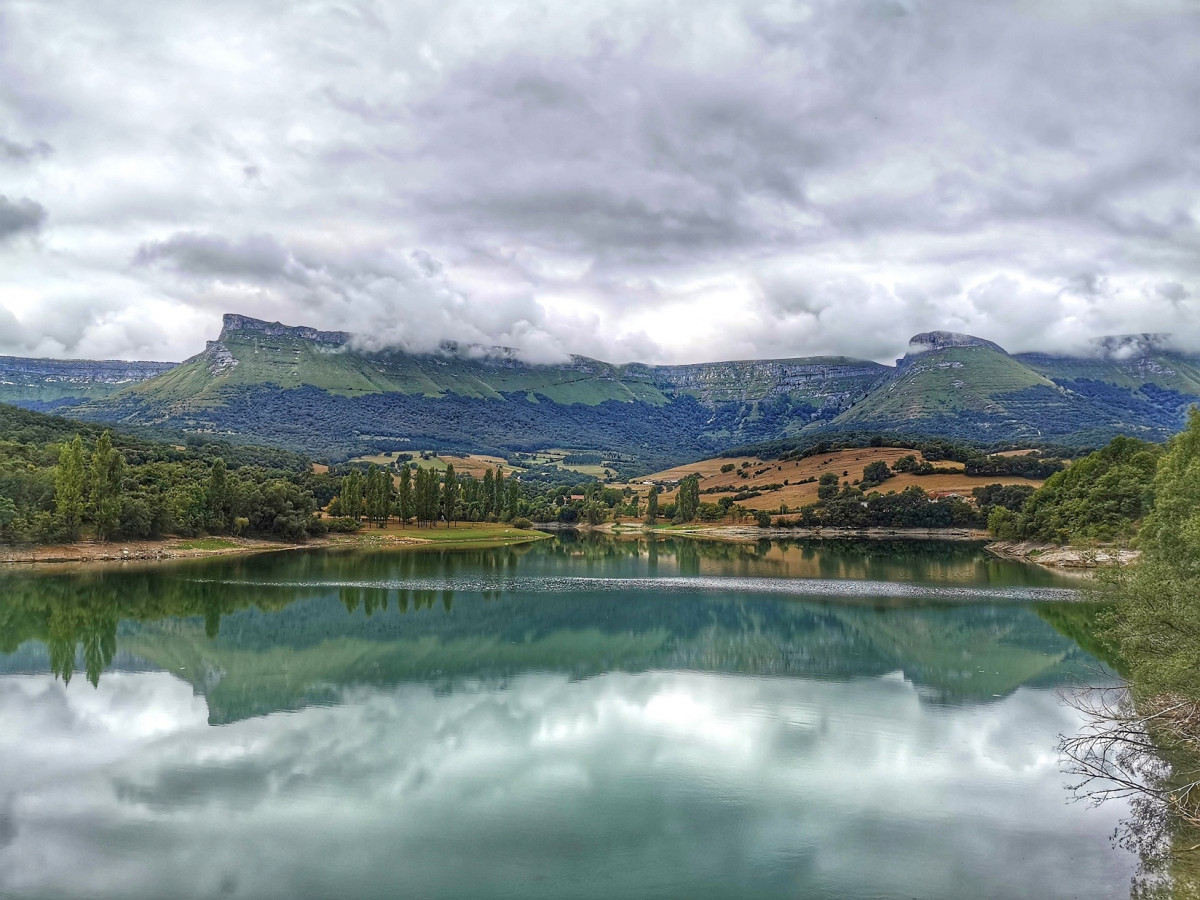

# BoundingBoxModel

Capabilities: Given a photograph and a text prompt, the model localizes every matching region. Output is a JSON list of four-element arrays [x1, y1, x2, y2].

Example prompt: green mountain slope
[[830, 331, 1200, 444], [6, 318, 1199, 466], [65, 314, 888, 467], [836, 333, 1055, 423]]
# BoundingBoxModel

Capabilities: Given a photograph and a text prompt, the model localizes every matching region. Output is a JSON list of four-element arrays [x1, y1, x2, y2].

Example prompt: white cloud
[[0, 670, 1135, 898]]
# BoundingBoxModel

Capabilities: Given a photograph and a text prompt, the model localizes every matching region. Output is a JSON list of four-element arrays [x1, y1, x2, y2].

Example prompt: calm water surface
[[0, 535, 1135, 898]]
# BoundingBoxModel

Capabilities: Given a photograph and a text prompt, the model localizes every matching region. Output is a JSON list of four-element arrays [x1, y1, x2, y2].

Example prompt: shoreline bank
[[0, 526, 550, 568], [535, 522, 1136, 569]]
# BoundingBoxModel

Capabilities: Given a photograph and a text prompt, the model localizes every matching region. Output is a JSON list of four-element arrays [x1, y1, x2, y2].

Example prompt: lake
[[0, 534, 1136, 899]]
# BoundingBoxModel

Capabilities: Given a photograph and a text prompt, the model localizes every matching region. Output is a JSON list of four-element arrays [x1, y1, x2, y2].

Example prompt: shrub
[[326, 516, 363, 533], [511, 517, 533, 529]]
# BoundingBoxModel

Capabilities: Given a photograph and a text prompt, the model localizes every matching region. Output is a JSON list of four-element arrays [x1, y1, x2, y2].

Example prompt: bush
[[511, 517, 532, 529], [755, 510, 773, 528], [326, 516, 363, 533]]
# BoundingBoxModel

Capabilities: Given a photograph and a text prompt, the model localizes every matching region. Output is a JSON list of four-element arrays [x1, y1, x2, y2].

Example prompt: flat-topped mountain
[[3, 314, 1198, 468]]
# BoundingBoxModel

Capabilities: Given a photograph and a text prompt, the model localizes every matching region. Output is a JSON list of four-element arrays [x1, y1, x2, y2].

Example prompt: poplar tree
[[481, 468, 494, 518], [205, 458, 232, 533], [428, 468, 441, 526], [341, 469, 364, 522], [675, 474, 700, 523], [55, 436, 86, 540], [88, 431, 125, 541], [645, 485, 659, 526], [397, 464, 413, 527], [506, 478, 520, 521], [493, 469, 505, 518], [442, 464, 460, 528], [365, 464, 393, 527]]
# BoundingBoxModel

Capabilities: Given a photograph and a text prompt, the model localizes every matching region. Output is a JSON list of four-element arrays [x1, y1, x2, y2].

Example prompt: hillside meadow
[[643, 447, 1047, 513]]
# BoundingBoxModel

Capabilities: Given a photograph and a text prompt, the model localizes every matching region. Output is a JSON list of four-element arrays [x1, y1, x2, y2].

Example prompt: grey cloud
[[0, 137, 53, 162], [1, 0, 1199, 363], [134, 232, 291, 280], [0, 196, 46, 241]]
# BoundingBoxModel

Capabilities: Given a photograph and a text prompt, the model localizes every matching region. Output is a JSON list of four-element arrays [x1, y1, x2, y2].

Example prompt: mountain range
[[2, 314, 1197, 470]]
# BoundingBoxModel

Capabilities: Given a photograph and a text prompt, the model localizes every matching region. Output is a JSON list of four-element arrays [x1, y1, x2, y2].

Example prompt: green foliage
[[675, 474, 700, 523], [645, 485, 659, 525], [341, 469, 364, 522], [87, 431, 125, 541], [54, 436, 85, 540], [998, 436, 1161, 543], [397, 464, 414, 526], [0, 405, 325, 545], [1109, 409, 1200, 700], [441, 464, 460, 527], [817, 472, 840, 502], [782, 484, 983, 530], [861, 460, 893, 488]]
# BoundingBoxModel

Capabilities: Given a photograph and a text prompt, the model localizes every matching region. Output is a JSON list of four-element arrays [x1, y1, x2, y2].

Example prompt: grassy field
[[641, 447, 1046, 511], [328, 522, 550, 550], [518, 447, 626, 478], [175, 537, 242, 551]]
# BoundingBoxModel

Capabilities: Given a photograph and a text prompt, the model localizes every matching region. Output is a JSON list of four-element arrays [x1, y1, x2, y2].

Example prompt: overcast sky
[[2, 0, 1199, 364]]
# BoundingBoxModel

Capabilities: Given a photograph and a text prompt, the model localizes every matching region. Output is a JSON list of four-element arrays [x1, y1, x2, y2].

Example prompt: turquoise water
[[0, 535, 1135, 898]]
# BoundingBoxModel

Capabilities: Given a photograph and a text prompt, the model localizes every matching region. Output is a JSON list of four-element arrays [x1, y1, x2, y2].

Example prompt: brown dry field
[[638, 447, 1045, 512], [352, 452, 519, 477]]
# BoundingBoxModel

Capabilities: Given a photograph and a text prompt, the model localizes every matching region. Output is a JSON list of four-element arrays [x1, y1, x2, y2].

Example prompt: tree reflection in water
[[1062, 685, 1200, 898]]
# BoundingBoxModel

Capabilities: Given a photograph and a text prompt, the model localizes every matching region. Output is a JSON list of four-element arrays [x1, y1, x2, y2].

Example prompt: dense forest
[[986, 436, 1162, 543], [0, 403, 336, 543]]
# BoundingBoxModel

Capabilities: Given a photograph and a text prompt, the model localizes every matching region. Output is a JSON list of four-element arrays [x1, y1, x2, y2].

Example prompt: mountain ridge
[[3, 314, 1198, 470]]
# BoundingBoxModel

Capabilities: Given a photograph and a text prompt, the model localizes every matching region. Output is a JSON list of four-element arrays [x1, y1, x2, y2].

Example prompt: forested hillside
[[0, 403, 333, 544]]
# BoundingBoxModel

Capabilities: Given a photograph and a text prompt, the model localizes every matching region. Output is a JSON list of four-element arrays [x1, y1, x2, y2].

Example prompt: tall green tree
[[87, 431, 125, 541], [493, 469, 505, 518], [442, 464, 460, 528], [205, 458, 233, 533], [341, 469, 364, 522], [364, 463, 393, 527], [481, 468, 495, 518], [54, 436, 86, 540], [397, 464, 413, 527], [675, 473, 700, 523], [645, 485, 659, 525], [505, 477, 520, 521]]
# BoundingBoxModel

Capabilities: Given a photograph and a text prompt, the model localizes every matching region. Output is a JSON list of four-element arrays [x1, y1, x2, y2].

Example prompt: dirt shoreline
[[535, 522, 1136, 569], [0, 529, 547, 568], [2, 527, 1131, 572], [982, 539, 1139, 569], [535, 521, 988, 541]]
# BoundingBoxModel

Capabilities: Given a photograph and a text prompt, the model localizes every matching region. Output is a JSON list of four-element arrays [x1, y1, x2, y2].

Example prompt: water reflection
[[0, 535, 1137, 898], [1, 670, 1133, 900]]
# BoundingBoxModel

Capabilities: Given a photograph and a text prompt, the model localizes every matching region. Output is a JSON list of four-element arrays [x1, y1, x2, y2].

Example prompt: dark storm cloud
[[2, 0, 1199, 362], [0, 196, 45, 241]]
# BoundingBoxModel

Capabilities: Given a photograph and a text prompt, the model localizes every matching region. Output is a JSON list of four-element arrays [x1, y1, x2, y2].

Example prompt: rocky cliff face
[[904, 331, 1008, 360], [219, 313, 349, 346], [644, 359, 889, 405], [0, 356, 179, 408], [0, 356, 176, 386]]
